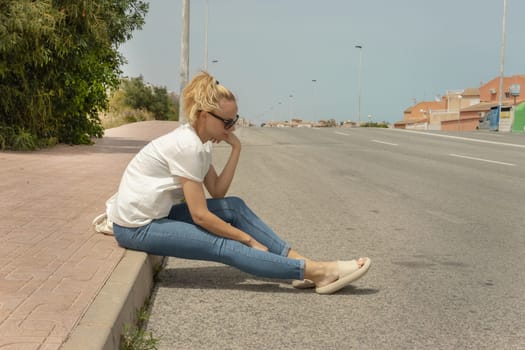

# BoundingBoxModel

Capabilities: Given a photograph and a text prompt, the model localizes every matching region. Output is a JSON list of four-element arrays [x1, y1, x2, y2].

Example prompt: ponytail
[[182, 71, 236, 125]]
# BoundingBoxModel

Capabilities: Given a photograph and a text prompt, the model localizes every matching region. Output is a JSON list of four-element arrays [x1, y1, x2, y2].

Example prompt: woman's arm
[[204, 133, 241, 198], [181, 177, 268, 251]]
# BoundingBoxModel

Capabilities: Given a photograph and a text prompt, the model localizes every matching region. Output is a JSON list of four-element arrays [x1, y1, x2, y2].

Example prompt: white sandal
[[291, 279, 315, 289], [92, 213, 114, 235], [315, 258, 371, 295]]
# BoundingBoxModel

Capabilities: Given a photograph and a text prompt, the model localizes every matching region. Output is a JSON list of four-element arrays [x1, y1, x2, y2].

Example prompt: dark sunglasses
[[208, 111, 239, 129]]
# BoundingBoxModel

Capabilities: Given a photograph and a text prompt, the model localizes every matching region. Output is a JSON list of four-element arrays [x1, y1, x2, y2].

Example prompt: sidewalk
[[0, 121, 176, 350]]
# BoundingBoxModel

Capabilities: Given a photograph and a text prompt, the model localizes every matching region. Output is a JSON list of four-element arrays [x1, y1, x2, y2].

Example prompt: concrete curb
[[61, 251, 164, 350]]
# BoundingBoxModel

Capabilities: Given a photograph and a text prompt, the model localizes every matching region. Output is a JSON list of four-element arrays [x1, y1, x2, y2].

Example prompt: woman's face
[[203, 98, 238, 141]]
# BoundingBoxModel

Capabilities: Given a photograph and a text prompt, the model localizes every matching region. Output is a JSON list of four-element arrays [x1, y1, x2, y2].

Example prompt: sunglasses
[[208, 111, 239, 129]]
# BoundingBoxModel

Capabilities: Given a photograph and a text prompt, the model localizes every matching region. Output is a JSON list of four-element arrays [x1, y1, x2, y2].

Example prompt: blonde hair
[[182, 71, 236, 125]]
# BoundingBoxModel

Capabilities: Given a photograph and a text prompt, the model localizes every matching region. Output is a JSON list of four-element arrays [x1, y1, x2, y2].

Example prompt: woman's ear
[[194, 110, 208, 129]]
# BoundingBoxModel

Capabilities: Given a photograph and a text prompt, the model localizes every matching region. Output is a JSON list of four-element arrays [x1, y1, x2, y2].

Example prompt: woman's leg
[[168, 196, 292, 256], [115, 198, 370, 292], [114, 221, 370, 293], [167, 196, 351, 283], [113, 220, 305, 280]]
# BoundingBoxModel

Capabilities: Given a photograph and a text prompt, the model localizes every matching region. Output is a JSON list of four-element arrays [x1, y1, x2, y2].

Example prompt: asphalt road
[[146, 127, 525, 350]]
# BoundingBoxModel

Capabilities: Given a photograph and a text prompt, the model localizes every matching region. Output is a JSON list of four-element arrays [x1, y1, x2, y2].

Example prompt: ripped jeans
[[113, 197, 305, 280]]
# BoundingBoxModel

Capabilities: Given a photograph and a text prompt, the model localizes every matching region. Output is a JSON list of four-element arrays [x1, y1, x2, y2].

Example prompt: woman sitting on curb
[[101, 71, 371, 294]]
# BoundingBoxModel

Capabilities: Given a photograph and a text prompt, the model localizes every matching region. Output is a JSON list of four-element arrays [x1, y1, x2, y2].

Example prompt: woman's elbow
[[208, 188, 226, 199], [209, 181, 228, 199], [191, 210, 208, 226]]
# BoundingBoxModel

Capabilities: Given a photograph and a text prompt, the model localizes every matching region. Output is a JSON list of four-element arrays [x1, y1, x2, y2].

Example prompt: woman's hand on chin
[[223, 132, 241, 149]]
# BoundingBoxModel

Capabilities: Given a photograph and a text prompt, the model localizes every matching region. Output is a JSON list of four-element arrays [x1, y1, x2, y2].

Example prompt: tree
[[0, 0, 148, 149], [121, 76, 178, 121], [122, 76, 154, 111]]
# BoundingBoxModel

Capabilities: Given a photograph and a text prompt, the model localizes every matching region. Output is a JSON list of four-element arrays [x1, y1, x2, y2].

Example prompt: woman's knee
[[224, 196, 246, 209], [206, 196, 249, 223], [113, 225, 135, 249]]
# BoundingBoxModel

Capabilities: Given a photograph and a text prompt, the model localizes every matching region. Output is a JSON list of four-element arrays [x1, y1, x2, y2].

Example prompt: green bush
[[0, 0, 149, 150], [0, 126, 14, 150], [0, 134, 6, 151], [0, 124, 61, 150], [121, 77, 179, 121], [120, 301, 159, 350], [38, 137, 58, 148], [361, 122, 389, 128], [11, 129, 37, 151], [99, 78, 179, 129]]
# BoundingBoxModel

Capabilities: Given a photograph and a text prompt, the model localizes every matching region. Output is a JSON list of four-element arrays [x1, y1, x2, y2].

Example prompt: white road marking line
[[334, 132, 349, 136], [449, 153, 516, 166], [371, 139, 398, 146], [396, 129, 525, 149]]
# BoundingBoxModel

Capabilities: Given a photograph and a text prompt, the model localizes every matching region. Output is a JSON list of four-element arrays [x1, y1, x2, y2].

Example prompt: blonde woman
[[108, 72, 371, 294]]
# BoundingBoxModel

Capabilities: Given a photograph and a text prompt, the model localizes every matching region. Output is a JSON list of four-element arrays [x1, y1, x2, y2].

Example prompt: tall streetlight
[[204, 0, 209, 71], [498, 0, 507, 126], [179, 0, 190, 124], [355, 45, 363, 125], [457, 94, 462, 132], [311, 79, 317, 121], [289, 94, 294, 125]]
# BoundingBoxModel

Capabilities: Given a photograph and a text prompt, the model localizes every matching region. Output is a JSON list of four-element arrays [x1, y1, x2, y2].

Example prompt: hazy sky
[[119, 0, 525, 125]]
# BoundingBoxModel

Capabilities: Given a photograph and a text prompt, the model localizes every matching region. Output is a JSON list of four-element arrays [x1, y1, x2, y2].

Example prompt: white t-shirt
[[108, 123, 212, 227]]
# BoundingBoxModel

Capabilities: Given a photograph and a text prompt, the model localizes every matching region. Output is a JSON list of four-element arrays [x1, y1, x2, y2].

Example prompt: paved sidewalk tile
[[0, 121, 178, 349]]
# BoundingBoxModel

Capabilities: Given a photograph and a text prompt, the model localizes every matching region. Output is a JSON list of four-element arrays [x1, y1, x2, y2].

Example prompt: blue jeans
[[113, 196, 305, 280]]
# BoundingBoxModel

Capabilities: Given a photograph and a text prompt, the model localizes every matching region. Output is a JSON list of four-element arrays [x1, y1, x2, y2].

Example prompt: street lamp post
[[204, 0, 209, 71], [179, 0, 190, 124], [312, 79, 317, 121], [289, 94, 294, 126], [355, 45, 363, 125], [498, 0, 507, 124], [457, 94, 462, 132]]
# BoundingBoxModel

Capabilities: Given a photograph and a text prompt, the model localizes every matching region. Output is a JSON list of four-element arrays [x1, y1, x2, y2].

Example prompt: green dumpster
[[512, 102, 525, 133]]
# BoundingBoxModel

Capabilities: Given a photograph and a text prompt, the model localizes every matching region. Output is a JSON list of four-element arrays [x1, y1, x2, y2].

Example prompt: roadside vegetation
[[120, 299, 159, 350], [0, 0, 149, 151], [100, 76, 179, 129], [361, 122, 389, 128]]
